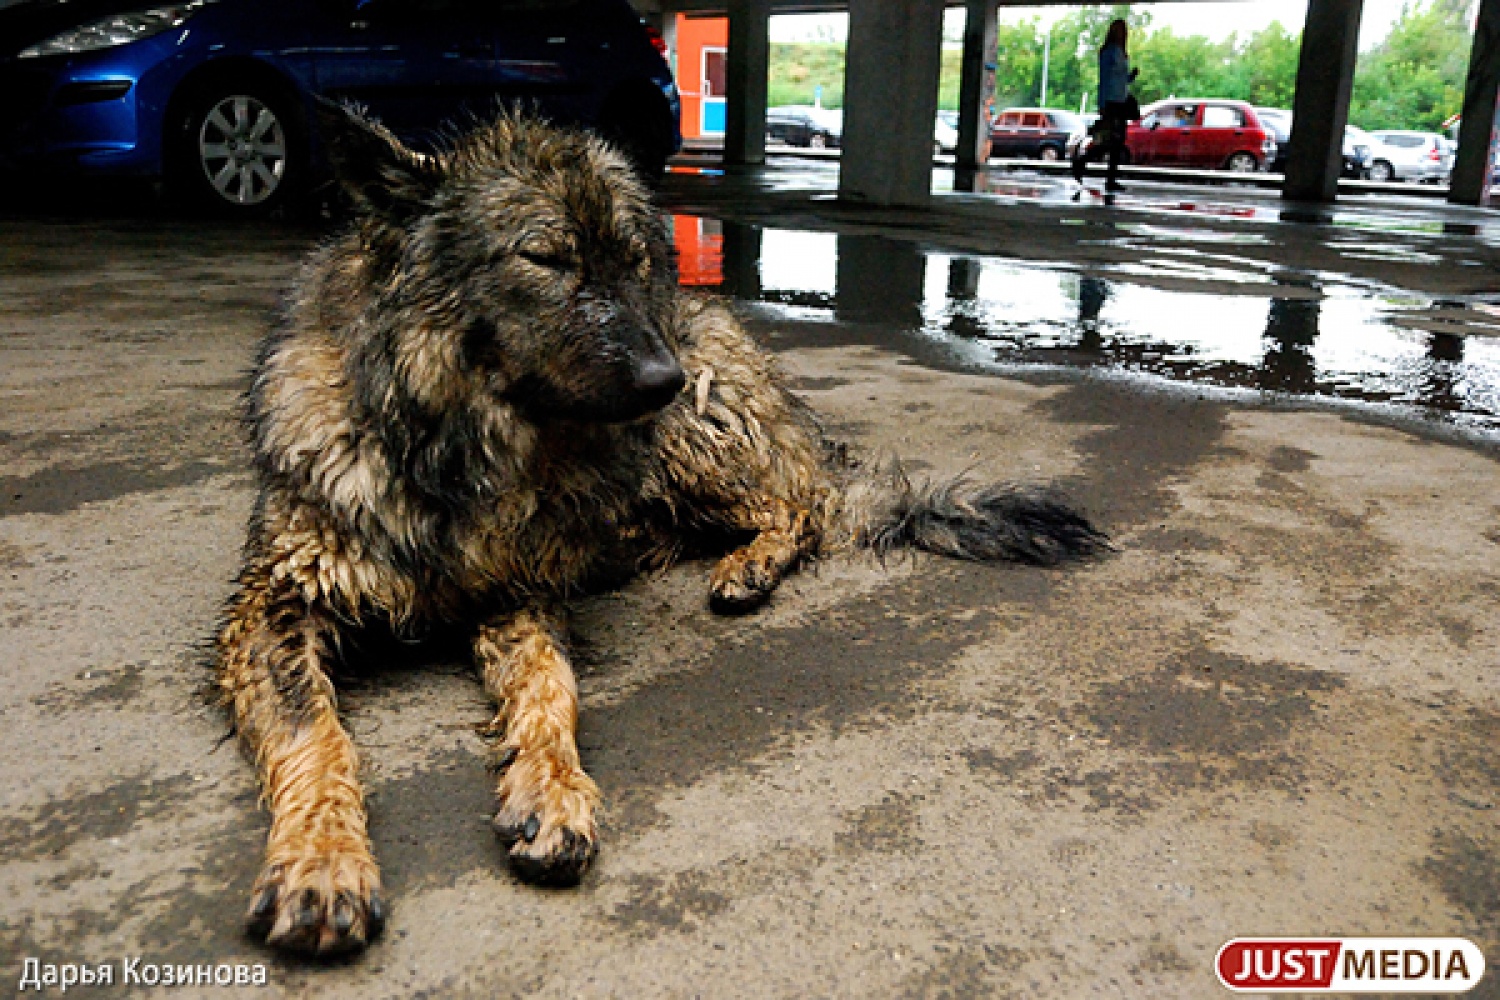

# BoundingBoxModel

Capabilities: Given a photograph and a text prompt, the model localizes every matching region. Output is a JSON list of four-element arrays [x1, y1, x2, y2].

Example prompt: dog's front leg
[[708, 496, 821, 614], [217, 567, 383, 954], [474, 606, 599, 885]]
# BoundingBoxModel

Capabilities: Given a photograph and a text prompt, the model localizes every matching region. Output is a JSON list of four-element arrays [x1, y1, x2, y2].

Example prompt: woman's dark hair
[[1102, 18, 1129, 55]]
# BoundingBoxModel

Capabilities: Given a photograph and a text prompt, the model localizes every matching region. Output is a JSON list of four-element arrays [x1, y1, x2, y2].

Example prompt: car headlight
[[18, 1, 213, 59]]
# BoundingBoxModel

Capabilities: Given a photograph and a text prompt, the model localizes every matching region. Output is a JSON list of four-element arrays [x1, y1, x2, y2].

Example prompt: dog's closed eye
[[516, 244, 577, 271]]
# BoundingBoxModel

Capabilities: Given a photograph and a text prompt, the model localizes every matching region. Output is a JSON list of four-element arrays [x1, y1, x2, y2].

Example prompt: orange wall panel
[[675, 14, 728, 140]]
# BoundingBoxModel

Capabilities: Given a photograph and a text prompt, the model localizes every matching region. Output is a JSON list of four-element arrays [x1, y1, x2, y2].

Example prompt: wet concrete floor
[[1, 168, 1498, 997]]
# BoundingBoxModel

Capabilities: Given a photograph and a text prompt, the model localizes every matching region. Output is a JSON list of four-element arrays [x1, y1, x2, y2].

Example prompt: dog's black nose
[[632, 356, 686, 412]]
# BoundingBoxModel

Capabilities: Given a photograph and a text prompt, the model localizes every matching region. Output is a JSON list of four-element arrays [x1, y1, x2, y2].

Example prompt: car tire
[[1039, 145, 1061, 161], [1225, 151, 1259, 172], [1368, 160, 1394, 182], [173, 84, 302, 216]]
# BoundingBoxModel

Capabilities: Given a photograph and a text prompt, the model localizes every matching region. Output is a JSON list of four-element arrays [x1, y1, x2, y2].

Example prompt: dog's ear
[[315, 97, 443, 220]]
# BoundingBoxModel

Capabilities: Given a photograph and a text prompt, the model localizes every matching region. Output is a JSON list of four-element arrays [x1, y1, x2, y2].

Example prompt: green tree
[[767, 42, 846, 108], [1350, 0, 1474, 130], [1132, 29, 1234, 103], [991, 18, 1043, 107], [1222, 22, 1301, 107]]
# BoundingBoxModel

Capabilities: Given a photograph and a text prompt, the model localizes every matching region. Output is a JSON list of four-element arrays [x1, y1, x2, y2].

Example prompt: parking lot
[[2, 161, 1498, 996]]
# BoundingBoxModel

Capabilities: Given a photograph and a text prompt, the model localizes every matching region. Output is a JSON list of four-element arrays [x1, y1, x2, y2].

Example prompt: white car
[[934, 111, 959, 154], [1366, 130, 1454, 183]]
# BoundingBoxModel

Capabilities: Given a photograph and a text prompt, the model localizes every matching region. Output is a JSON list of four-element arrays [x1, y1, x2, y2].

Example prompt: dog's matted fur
[[215, 103, 1107, 954]]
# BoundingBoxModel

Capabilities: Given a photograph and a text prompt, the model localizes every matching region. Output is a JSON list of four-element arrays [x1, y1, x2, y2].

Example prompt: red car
[[1125, 99, 1277, 172]]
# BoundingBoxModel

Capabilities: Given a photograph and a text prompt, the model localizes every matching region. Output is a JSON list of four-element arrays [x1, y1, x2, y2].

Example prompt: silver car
[[1367, 130, 1454, 183]]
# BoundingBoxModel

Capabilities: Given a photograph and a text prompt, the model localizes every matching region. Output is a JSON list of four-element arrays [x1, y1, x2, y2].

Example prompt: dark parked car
[[1126, 99, 1276, 171], [765, 105, 841, 149], [989, 107, 1082, 160], [1255, 108, 1371, 178], [0, 0, 681, 213]]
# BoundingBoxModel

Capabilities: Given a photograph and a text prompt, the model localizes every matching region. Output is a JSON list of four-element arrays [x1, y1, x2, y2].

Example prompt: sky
[[769, 1, 1422, 52]]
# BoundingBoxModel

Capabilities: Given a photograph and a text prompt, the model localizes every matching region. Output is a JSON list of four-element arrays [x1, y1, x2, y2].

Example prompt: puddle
[[671, 214, 1500, 435]]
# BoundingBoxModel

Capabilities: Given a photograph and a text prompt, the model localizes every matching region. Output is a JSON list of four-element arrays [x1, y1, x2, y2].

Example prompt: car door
[[1019, 111, 1046, 156], [1158, 103, 1197, 166], [1134, 103, 1191, 166], [1188, 103, 1247, 168], [991, 111, 1022, 157], [310, 0, 503, 147]]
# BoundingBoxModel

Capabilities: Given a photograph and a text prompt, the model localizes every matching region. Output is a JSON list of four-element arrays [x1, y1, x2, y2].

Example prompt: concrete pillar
[[955, 0, 998, 186], [723, 0, 771, 166], [838, 0, 946, 206], [1284, 0, 1364, 202], [660, 13, 679, 83], [1449, 0, 1500, 206], [947, 257, 982, 300], [1261, 296, 1320, 393], [720, 221, 763, 301], [836, 235, 925, 328]]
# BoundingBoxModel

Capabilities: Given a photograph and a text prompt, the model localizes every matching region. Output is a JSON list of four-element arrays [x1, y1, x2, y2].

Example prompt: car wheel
[[809, 132, 828, 149], [176, 86, 300, 215], [1039, 145, 1061, 161], [1225, 151, 1258, 172], [1368, 160, 1394, 182]]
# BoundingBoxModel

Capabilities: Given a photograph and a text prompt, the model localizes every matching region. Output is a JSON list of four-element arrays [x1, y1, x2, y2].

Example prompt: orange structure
[[674, 15, 729, 141], [672, 214, 724, 287]]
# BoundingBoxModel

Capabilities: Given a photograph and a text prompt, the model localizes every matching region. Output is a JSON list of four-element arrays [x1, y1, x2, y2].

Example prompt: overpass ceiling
[[661, 0, 1233, 14]]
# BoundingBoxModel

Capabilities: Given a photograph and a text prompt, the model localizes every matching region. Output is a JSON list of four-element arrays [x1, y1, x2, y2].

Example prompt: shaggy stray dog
[[215, 102, 1106, 954]]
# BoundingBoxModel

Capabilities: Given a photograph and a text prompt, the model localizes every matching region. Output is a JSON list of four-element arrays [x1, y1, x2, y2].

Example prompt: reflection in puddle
[[671, 215, 1500, 434]]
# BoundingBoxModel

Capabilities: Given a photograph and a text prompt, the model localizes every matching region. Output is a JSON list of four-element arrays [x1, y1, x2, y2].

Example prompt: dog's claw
[[709, 583, 770, 615], [246, 857, 383, 955], [247, 885, 279, 937], [331, 891, 357, 936], [367, 890, 386, 936], [492, 746, 518, 773], [522, 814, 540, 842], [507, 827, 597, 887]]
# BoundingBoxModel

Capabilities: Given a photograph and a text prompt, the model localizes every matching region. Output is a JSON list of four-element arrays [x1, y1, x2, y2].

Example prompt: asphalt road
[[1, 176, 1497, 997]]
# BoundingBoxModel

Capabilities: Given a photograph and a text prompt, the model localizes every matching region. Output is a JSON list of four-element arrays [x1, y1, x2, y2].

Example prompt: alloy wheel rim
[[198, 95, 286, 206]]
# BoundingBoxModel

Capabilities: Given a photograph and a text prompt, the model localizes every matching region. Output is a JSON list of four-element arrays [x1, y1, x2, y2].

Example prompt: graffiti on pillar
[[1487, 88, 1500, 206], [981, 61, 997, 160]]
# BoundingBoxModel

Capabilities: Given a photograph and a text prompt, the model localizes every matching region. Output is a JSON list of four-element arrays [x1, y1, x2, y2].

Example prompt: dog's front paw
[[246, 854, 385, 955], [709, 548, 777, 614], [492, 748, 599, 886]]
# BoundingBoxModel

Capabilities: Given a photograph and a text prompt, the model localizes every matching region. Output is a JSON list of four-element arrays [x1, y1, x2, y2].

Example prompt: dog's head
[[318, 101, 686, 425]]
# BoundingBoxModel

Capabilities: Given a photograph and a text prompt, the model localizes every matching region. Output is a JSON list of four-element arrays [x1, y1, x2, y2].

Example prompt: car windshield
[[1255, 110, 1292, 140], [1050, 111, 1082, 131]]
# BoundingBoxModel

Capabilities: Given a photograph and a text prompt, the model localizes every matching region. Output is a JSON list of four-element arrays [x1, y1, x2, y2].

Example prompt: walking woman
[[1072, 18, 1137, 193]]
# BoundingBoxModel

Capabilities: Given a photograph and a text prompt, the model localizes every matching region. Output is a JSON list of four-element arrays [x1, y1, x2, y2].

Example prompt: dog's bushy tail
[[835, 463, 1109, 565]]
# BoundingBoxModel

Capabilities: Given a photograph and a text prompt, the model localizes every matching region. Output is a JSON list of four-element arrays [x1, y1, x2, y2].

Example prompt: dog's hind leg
[[474, 606, 599, 885], [707, 496, 820, 614], [216, 564, 383, 955]]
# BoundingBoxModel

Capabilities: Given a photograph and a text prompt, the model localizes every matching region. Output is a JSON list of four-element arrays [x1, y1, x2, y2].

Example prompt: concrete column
[[720, 221, 763, 300], [1449, 0, 1500, 206], [660, 13, 679, 83], [947, 257, 982, 300], [955, 0, 998, 186], [723, 0, 771, 166], [1283, 0, 1364, 203], [838, 0, 946, 206], [836, 235, 925, 328]]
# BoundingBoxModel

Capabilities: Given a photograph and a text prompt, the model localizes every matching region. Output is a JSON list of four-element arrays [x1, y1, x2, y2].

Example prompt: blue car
[[0, 0, 681, 213]]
